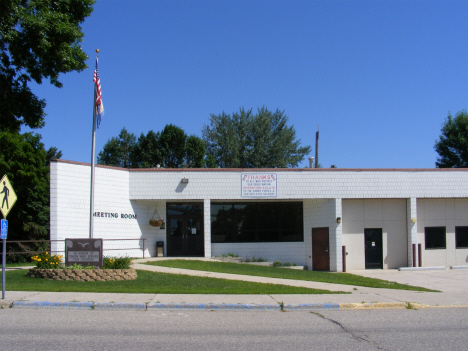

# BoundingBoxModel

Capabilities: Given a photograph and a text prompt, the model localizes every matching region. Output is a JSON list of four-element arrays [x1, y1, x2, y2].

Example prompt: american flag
[[93, 57, 104, 128]]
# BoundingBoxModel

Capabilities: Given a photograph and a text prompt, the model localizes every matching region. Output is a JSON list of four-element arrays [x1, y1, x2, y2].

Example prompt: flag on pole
[[93, 56, 104, 128]]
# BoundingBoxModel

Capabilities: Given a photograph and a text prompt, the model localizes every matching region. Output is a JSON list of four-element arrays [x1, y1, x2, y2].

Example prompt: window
[[456, 226, 468, 248], [167, 203, 203, 216], [211, 202, 303, 243], [425, 227, 446, 249]]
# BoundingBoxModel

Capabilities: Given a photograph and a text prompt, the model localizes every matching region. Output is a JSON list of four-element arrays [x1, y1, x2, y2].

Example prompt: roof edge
[[51, 159, 468, 172]]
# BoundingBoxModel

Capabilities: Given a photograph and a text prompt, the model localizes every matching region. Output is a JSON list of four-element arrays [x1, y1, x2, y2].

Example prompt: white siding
[[342, 199, 407, 270], [129, 170, 468, 200], [50, 161, 468, 270], [417, 199, 468, 267]]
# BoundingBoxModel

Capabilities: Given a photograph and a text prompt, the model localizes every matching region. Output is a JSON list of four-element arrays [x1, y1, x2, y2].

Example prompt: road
[[1, 307, 468, 350]]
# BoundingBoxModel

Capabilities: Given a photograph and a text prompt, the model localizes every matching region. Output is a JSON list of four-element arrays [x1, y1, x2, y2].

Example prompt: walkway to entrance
[[133, 257, 468, 306], [348, 268, 468, 293]]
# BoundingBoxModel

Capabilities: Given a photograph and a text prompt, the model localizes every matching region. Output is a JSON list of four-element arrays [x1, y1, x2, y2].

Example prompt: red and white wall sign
[[241, 173, 277, 197]]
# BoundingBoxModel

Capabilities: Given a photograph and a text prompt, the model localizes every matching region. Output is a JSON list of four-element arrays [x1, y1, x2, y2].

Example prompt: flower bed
[[27, 268, 137, 281]]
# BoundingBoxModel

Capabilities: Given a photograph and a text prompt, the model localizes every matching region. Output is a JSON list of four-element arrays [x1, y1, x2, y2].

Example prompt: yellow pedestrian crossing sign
[[0, 175, 17, 218]]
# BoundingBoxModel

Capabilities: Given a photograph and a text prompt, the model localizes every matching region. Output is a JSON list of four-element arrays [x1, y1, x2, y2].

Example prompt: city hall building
[[50, 159, 468, 272]]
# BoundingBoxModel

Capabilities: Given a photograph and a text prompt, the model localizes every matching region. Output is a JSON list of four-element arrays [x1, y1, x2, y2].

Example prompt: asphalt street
[[1, 307, 468, 350]]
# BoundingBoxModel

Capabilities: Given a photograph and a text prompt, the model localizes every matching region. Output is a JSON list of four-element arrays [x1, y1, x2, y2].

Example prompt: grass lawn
[[0, 262, 34, 268], [5, 269, 347, 295], [146, 260, 437, 292]]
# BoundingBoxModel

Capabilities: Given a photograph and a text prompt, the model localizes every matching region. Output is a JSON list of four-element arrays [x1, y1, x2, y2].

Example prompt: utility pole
[[315, 125, 319, 168]]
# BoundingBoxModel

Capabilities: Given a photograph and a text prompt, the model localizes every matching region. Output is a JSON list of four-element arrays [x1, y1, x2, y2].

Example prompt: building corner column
[[204, 199, 211, 258], [330, 198, 343, 272], [407, 198, 418, 267], [50, 161, 60, 255]]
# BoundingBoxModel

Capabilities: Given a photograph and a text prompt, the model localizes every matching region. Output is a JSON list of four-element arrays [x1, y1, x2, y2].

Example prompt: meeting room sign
[[241, 173, 277, 197]]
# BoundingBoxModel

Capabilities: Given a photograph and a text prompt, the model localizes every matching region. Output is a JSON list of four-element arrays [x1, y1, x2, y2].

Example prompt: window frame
[[424, 226, 446, 250]]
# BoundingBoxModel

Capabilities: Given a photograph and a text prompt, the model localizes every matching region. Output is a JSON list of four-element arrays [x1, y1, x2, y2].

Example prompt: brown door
[[312, 227, 330, 271]]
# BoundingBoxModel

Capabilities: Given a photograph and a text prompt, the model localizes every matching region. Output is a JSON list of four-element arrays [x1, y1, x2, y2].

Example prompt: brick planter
[[27, 268, 137, 281]]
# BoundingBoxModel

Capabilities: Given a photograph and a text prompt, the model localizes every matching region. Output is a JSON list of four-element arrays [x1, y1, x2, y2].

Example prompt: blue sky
[[25, 0, 468, 168]]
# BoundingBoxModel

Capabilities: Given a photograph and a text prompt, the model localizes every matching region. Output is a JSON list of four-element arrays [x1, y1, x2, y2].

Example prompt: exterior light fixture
[[160, 220, 165, 229], [411, 218, 417, 223], [336, 217, 341, 224], [181, 178, 189, 184]]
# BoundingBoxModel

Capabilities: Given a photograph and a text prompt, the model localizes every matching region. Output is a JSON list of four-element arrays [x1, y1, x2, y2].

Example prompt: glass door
[[167, 203, 204, 257]]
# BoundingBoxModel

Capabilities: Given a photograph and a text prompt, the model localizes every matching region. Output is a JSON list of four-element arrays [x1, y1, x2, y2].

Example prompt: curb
[[4, 301, 440, 311], [12, 301, 94, 309], [0, 300, 12, 308], [339, 302, 410, 309], [283, 303, 339, 310], [93, 302, 146, 310], [398, 266, 446, 271], [147, 303, 280, 310]]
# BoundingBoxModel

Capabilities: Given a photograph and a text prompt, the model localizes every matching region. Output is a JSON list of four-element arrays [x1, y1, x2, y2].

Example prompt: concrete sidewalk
[[2, 260, 468, 311]]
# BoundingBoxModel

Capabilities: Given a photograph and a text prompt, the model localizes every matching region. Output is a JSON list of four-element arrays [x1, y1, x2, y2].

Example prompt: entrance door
[[365, 228, 383, 269], [167, 203, 204, 257], [312, 227, 330, 271]]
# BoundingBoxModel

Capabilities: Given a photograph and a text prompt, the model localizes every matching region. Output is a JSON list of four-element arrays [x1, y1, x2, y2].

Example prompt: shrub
[[273, 260, 281, 267], [102, 256, 133, 269], [220, 253, 238, 258], [31, 252, 63, 269], [64, 263, 84, 269]]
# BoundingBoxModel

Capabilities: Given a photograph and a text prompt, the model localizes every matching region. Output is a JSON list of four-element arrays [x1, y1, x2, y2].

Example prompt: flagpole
[[89, 49, 99, 239]]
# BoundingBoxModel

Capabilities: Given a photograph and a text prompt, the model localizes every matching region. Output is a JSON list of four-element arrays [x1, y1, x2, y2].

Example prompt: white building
[[50, 159, 468, 272]]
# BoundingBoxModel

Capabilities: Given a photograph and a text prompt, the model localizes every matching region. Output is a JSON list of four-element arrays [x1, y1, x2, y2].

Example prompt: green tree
[[186, 135, 206, 168], [0, 131, 61, 256], [202, 107, 311, 168], [0, 0, 95, 132], [98, 126, 207, 168], [158, 126, 206, 168], [434, 110, 468, 168], [97, 127, 136, 168], [131, 130, 162, 168], [159, 124, 188, 168], [45, 146, 63, 166], [204, 154, 218, 168]]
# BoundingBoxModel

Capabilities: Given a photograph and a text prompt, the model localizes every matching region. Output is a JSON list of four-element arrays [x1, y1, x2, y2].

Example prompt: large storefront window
[[211, 202, 303, 243]]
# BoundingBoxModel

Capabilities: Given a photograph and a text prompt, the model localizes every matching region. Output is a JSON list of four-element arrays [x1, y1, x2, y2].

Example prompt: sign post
[[1, 174, 17, 300], [1, 219, 7, 299]]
